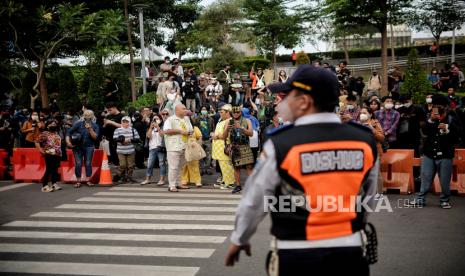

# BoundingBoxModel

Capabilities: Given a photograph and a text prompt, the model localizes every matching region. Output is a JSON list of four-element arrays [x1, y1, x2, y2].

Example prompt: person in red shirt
[[291, 50, 297, 66]]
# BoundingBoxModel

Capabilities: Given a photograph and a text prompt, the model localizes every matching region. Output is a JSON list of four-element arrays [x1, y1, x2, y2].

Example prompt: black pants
[[266, 246, 369, 276], [109, 139, 119, 166], [43, 155, 61, 187]]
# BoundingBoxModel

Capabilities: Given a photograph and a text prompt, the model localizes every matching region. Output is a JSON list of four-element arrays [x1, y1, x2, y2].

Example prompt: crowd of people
[[0, 58, 464, 203]]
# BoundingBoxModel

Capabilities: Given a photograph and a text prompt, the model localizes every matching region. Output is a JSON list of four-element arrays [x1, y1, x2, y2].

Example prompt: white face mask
[[384, 103, 394, 110], [31, 115, 38, 121], [276, 97, 295, 123], [404, 102, 412, 108], [360, 113, 370, 122], [426, 98, 433, 104], [346, 104, 354, 110], [395, 104, 402, 109]]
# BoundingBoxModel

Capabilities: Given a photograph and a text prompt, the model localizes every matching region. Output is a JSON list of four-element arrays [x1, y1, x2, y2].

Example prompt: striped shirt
[[113, 127, 140, 154]]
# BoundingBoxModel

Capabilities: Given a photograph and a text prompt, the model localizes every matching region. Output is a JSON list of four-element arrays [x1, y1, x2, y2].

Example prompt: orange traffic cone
[[98, 152, 113, 186]]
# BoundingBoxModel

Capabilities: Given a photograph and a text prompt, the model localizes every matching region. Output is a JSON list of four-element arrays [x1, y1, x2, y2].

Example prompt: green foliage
[[401, 49, 432, 104], [107, 62, 131, 106], [205, 45, 244, 71], [242, 57, 271, 71], [126, 92, 157, 110], [296, 51, 310, 65], [407, 0, 465, 42], [57, 67, 81, 112], [86, 62, 105, 111], [242, 0, 305, 66], [21, 71, 37, 109]]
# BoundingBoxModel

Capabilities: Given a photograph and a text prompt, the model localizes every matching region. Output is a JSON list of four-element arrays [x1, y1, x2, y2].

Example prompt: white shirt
[[163, 115, 193, 151], [148, 128, 163, 150]]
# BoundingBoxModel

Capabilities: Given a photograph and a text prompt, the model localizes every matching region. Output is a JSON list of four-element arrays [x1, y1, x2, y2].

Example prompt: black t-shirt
[[103, 113, 123, 139]]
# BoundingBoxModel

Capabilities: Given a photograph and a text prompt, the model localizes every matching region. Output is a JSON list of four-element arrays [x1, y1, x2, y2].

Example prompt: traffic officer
[[225, 65, 379, 275]]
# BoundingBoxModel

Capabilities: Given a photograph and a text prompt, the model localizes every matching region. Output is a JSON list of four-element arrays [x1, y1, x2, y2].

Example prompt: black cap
[[267, 65, 339, 105]]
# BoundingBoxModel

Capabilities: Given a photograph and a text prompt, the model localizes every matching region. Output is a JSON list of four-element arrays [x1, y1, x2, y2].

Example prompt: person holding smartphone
[[66, 110, 99, 188], [409, 95, 461, 209]]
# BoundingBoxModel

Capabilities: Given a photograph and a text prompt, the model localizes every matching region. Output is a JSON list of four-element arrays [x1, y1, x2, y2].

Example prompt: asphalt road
[[0, 167, 464, 276]]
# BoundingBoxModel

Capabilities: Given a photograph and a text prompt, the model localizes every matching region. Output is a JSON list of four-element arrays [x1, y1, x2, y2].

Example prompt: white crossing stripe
[[0, 261, 199, 276], [113, 186, 231, 193], [31, 211, 235, 221], [96, 191, 241, 199], [0, 183, 30, 192], [3, 220, 234, 230], [77, 197, 240, 205], [56, 203, 237, 212], [0, 230, 226, 243], [0, 243, 214, 258]]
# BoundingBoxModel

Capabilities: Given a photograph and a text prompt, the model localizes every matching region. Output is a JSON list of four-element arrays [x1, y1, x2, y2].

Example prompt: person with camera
[[142, 113, 167, 186], [223, 106, 254, 194], [409, 95, 462, 209], [112, 116, 140, 183], [66, 110, 99, 188], [35, 119, 63, 193], [21, 111, 45, 148], [102, 103, 123, 166]]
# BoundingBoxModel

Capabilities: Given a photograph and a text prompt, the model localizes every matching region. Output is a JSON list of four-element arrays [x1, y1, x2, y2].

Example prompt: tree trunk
[[39, 69, 49, 109], [380, 23, 389, 97], [342, 34, 350, 64], [390, 24, 395, 63], [272, 39, 277, 69], [124, 0, 137, 102]]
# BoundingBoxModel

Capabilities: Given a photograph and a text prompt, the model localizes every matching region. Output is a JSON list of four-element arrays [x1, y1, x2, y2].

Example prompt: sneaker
[[406, 199, 425, 208], [232, 185, 242, 194], [216, 176, 223, 183], [440, 202, 452, 209], [52, 183, 62, 191], [220, 184, 234, 190], [156, 180, 165, 186], [213, 183, 222, 188], [41, 185, 54, 192]]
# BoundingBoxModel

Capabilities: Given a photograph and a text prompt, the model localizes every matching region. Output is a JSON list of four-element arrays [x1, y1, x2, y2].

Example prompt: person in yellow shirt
[[212, 104, 235, 190]]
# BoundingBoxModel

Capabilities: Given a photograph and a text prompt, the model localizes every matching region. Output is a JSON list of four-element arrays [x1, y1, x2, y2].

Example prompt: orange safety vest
[[270, 122, 377, 241]]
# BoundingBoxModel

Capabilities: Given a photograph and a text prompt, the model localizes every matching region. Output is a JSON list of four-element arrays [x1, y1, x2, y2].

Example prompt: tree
[[323, 0, 412, 96], [2, 1, 125, 109], [57, 67, 81, 112], [407, 0, 465, 55], [400, 48, 432, 104], [242, 0, 305, 68]]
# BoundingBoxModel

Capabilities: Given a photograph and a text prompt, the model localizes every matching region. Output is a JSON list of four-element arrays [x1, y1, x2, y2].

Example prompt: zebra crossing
[[0, 184, 241, 275]]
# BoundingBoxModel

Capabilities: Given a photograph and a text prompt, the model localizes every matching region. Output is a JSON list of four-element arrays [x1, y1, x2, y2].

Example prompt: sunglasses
[[161, 113, 169, 115]]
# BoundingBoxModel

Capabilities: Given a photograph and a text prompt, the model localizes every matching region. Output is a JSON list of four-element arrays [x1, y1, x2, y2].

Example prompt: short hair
[[346, 94, 357, 102], [381, 96, 392, 103], [105, 102, 118, 109]]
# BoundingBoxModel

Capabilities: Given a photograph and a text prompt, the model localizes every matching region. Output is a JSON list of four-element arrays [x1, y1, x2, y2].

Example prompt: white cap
[[121, 116, 131, 122]]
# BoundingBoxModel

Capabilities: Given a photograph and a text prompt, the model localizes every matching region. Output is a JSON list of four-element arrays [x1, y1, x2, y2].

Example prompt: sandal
[[196, 183, 203, 188], [156, 180, 165, 186], [178, 185, 190, 189], [168, 187, 178, 192], [74, 183, 81, 188], [86, 182, 95, 187]]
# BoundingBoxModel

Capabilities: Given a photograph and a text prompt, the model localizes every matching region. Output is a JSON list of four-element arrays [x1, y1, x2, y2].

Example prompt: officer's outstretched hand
[[225, 243, 251, 266]]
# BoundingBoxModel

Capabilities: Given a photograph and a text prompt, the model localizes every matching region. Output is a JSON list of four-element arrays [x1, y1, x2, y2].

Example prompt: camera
[[115, 135, 126, 143]]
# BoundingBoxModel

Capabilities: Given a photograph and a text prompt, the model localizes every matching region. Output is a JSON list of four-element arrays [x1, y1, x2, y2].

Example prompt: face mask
[[31, 115, 38, 121], [346, 104, 354, 110], [201, 111, 208, 115], [360, 113, 370, 122], [426, 98, 433, 104], [395, 104, 402, 109], [384, 103, 394, 110], [404, 102, 412, 108], [275, 97, 295, 123], [48, 126, 57, 131]]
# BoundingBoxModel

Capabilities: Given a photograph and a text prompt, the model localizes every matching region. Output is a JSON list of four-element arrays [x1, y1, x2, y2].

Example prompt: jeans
[[186, 99, 196, 113], [73, 146, 94, 179], [146, 148, 167, 177], [416, 156, 452, 203], [235, 92, 244, 106]]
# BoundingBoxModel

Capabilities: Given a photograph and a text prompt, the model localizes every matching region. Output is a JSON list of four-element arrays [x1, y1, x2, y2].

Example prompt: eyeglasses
[[233, 111, 241, 114], [161, 113, 169, 115]]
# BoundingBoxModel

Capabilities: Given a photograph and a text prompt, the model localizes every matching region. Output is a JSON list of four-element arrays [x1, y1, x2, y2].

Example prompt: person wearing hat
[[35, 119, 63, 192], [112, 116, 140, 183], [212, 104, 235, 190], [225, 65, 379, 275], [223, 105, 254, 194], [408, 95, 461, 209]]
